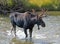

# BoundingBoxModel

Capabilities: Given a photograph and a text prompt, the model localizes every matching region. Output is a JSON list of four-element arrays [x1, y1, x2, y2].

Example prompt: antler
[[39, 8, 47, 17], [31, 9, 36, 14]]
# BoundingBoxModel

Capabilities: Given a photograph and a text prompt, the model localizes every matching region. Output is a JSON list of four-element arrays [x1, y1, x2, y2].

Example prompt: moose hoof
[[25, 35, 28, 38]]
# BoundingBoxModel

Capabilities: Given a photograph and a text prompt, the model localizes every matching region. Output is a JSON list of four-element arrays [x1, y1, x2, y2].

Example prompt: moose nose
[[41, 23, 46, 27]]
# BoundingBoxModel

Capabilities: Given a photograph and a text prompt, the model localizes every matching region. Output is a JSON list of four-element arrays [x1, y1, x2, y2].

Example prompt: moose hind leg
[[12, 23, 16, 37], [11, 27, 13, 33], [13, 25, 16, 37]]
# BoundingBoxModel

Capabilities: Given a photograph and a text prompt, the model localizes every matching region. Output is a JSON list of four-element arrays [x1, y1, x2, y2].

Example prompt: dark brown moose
[[9, 9, 46, 38]]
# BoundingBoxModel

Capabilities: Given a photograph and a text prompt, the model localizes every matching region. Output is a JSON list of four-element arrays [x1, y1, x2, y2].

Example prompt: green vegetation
[[23, 0, 60, 11], [0, 0, 60, 11], [0, 0, 60, 15]]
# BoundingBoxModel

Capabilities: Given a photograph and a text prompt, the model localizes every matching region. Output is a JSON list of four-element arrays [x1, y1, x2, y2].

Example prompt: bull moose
[[9, 9, 46, 38]]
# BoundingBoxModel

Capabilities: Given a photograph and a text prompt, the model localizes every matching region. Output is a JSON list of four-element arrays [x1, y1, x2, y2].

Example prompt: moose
[[9, 9, 46, 38]]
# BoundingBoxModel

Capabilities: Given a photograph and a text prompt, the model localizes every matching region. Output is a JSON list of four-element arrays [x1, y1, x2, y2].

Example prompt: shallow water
[[0, 16, 60, 44]]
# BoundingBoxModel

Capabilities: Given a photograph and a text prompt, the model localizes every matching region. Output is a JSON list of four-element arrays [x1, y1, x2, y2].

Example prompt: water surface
[[0, 16, 60, 44]]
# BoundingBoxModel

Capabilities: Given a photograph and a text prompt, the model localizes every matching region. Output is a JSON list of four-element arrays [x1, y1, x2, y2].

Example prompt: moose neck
[[36, 15, 40, 30]]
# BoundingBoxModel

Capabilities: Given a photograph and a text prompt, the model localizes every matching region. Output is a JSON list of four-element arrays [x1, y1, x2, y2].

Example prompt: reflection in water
[[10, 37, 49, 44], [10, 37, 33, 44]]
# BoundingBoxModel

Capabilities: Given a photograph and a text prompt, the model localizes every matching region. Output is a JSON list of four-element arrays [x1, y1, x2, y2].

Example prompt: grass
[[46, 11, 60, 16], [0, 14, 10, 22], [37, 11, 60, 16]]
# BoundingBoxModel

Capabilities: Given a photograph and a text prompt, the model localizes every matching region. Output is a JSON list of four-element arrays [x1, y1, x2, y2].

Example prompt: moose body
[[10, 10, 46, 38]]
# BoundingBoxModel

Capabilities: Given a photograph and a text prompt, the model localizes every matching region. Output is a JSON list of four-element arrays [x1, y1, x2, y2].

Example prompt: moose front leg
[[29, 28, 33, 38], [24, 29, 28, 38], [23, 19, 28, 38]]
